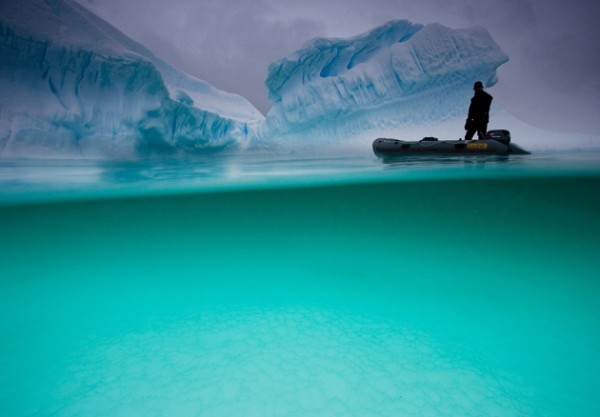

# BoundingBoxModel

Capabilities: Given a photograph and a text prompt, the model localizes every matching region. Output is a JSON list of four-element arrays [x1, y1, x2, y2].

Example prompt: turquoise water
[[1, 151, 599, 416]]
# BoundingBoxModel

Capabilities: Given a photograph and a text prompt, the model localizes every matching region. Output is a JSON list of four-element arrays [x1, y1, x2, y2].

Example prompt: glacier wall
[[251, 20, 510, 151], [0, 0, 263, 159]]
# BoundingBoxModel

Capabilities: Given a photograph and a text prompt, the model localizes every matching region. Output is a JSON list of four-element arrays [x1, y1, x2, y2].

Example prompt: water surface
[[1, 151, 599, 416]]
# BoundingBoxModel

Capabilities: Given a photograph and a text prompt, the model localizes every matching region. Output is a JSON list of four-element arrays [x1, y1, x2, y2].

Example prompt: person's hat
[[473, 81, 484, 89]]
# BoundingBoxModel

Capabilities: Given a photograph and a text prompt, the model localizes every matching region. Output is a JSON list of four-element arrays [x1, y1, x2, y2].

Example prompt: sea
[[1, 149, 599, 417]]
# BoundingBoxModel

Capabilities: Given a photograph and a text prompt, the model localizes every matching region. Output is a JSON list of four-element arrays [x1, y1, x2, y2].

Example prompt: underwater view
[[1, 150, 599, 417]]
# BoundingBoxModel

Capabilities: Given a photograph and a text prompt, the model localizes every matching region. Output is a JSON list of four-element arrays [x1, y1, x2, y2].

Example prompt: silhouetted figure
[[464, 81, 493, 140]]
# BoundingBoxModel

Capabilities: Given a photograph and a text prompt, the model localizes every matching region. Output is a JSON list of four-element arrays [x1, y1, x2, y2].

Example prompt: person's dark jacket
[[465, 90, 493, 130]]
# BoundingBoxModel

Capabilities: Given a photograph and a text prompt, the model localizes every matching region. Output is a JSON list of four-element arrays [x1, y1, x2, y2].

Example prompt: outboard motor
[[486, 129, 511, 145]]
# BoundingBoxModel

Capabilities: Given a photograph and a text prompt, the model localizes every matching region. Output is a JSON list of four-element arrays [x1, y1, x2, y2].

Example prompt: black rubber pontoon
[[373, 129, 530, 158]]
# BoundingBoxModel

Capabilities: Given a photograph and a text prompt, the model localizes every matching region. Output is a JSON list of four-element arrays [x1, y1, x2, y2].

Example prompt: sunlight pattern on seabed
[[1, 153, 599, 417]]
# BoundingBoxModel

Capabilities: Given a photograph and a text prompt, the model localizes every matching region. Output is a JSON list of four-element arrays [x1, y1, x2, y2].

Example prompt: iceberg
[[251, 20, 510, 152], [0, 0, 263, 159], [253, 20, 600, 153], [2, 2, 592, 159]]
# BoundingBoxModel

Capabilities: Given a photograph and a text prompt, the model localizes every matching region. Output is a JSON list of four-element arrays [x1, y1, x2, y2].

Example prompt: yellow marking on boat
[[467, 142, 488, 150]]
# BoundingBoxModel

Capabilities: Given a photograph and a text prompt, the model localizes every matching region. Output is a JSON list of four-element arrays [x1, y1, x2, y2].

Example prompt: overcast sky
[[77, 0, 600, 135]]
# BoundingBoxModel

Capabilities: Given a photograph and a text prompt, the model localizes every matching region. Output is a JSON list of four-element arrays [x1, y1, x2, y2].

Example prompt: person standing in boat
[[464, 81, 493, 140]]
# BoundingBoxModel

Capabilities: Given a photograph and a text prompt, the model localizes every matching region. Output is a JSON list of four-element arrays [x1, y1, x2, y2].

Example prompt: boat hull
[[373, 137, 530, 158]]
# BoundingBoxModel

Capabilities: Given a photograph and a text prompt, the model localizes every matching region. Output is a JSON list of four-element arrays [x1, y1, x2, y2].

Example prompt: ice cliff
[[0, 0, 263, 158], [252, 20, 510, 151]]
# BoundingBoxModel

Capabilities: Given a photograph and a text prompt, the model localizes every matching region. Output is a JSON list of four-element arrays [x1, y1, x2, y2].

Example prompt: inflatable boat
[[373, 130, 530, 158]]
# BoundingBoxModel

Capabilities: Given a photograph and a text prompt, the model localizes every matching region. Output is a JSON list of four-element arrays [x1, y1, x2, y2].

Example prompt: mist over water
[[1, 150, 599, 416]]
